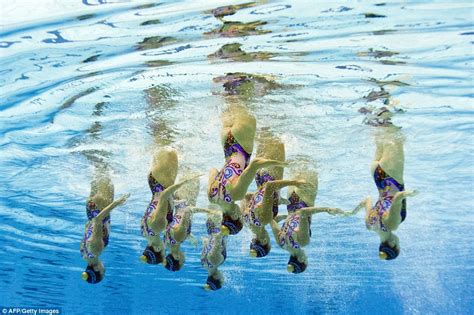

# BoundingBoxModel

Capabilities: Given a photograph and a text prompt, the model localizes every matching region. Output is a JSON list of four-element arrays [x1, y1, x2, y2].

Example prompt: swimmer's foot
[[362, 107, 394, 126]]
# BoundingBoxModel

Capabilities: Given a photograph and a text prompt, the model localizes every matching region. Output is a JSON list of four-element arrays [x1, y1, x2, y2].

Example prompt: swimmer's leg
[[149, 175, 202, 228], [88, 193, 129, 256], [270, 219, 282, 244], [227, 158, 288, 201], [208, 234, 226, 265], [96, 193, 130, 222], [223, 105, 256, 154], [150, 148, 179, 188], [90, 169, 114, 209], [382, 190, 418, 230], [261, 180, 303, 223], [377, 127, 405, 183]]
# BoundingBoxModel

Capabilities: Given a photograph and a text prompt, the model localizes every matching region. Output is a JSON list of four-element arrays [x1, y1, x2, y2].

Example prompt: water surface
[[1, 0, 473, 314]]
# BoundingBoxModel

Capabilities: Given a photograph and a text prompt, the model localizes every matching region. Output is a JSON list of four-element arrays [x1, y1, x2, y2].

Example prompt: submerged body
[[80, 173, 129, 284], [271, 165, 346, 273], [140, 148, 200, 265], [208, 105, 286, 236], [163, 178, 216, 272], [359, 125, 417, 260], [201, 215, 227, 291], [241, 133, 300, 257]]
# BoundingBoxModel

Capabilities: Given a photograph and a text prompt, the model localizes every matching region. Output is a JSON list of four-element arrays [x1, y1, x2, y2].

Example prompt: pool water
[[1, 0, 473, 314]]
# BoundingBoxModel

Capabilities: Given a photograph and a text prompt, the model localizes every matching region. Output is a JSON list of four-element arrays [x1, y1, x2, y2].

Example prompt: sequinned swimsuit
[[278, 192, 311, 250], [243, 171, 279, 227], [201, 219, 227, 269], [164, 200, 191, 246], [141, 173, 173, 237], [366, 165, 406, 232], [80, 201, 110, 260], [208, 132, 251, 204]]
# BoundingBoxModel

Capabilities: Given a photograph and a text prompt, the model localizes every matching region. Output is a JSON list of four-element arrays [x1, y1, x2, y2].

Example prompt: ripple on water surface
[[0, 0, 473, 314]]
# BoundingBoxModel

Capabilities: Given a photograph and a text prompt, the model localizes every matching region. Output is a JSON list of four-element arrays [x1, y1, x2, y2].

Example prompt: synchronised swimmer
[[77, 2, 417, 290], [79, 102, 416, 289]]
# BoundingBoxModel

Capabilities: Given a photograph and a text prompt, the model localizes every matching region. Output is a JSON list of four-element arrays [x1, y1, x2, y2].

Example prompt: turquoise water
[[1, 0, 473, 314]]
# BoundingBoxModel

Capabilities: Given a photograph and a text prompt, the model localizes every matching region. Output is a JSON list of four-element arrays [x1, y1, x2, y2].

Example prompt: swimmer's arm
[[383, 190, 418, 230], [270, 220, 281, 244], [358, 197, 372, 216], [227, 159, 288, 201], [347, 199, 369, 216], [298, 201, 367, 217], [154, 175, 202, 219], [298, 207, 345, 216], [208, 235, 225, 265], [160, 175, 202, 200], [261, 180, 307, 213], [96, 193, 130, 222], [190, 207, 222, 216], [278, 197, 289, 205]]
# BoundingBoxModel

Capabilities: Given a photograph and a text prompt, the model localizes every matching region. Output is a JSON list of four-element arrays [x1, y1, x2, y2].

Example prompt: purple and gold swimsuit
[[366, 165, 406, 232], [277, 191, 312, 250], [164, 200, 191, 246], [201, 219, 227, 269], [208, 132, 251, 204], [80, 201, 110, 260], [141, 173, 173, 237], [243, 171, 279, 227]]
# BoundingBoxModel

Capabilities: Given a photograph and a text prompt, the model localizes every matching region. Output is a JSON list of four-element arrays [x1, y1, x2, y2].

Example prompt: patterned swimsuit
[[208, 132, 251, 204], [366, 165, 406, 232], [164, 200, 191, 246], [243, 171, 279, 227], [80, 201, 110, 260], [141, 173, 173, 237], [278, 192, 312, 250], [201, 219, 227, 269]]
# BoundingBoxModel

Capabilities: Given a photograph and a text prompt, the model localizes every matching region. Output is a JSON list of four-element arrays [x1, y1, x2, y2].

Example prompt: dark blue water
[[1, 1, 473, 314]]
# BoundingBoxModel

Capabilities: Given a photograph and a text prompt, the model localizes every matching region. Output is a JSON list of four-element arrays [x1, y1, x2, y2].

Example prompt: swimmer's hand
[[96, 193, 130, 221], [116, 193, 130, 205], [340, 199, 368, 217], [402, 190, 419, 198], [326, 208, 345, 216]]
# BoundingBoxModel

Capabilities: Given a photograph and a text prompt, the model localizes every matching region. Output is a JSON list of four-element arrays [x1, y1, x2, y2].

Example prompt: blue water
[[1, 0, 473, 314]]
